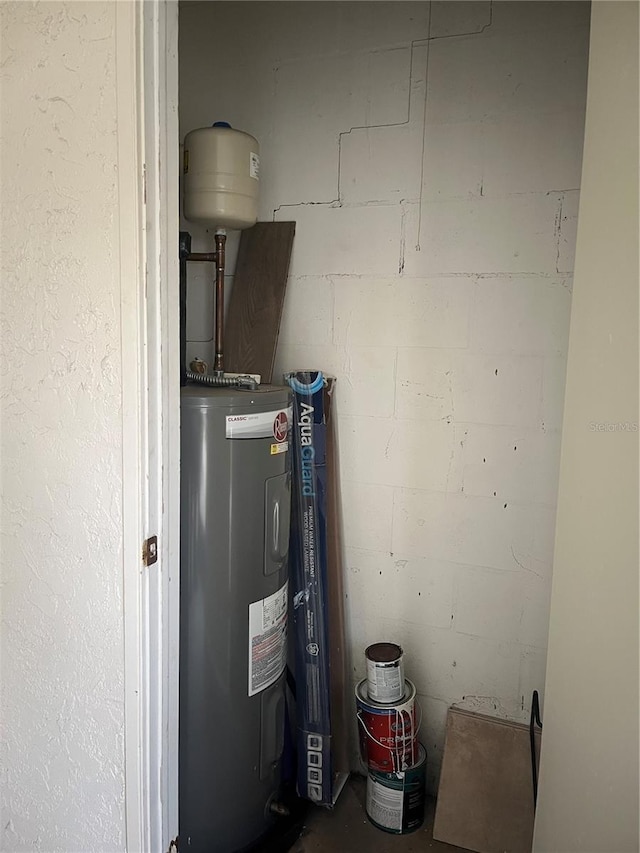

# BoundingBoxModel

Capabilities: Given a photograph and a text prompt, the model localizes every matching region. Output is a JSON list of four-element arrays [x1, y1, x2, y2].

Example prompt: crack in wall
[[258, 271, 575, 281], [554, 193, 564, 274], [511, 545, 544, 579], [272, 1, 494, 221], [398, 201, 407, 274]]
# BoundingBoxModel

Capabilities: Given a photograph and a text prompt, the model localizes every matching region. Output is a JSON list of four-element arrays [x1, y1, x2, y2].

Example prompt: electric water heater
[[179, 384, 292, 853]]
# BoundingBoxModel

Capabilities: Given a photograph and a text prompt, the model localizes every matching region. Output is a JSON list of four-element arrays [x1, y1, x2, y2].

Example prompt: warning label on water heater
[[248, 580, 288, 697]]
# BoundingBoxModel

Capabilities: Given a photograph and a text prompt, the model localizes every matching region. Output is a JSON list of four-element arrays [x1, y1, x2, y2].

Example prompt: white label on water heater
[[250, 152, 260, 180], [248, 580, 288, 697], [225, 406, 292, 440]]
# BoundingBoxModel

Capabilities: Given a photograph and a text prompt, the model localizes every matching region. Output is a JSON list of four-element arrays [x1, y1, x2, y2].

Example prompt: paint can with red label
[[356, 679, 420, 773], [365, 642, 404, 704], [366, 743, 427, 834]]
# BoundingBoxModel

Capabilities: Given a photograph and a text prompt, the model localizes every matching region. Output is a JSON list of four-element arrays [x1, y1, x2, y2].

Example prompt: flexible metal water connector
[[186, 371, 258, 391]]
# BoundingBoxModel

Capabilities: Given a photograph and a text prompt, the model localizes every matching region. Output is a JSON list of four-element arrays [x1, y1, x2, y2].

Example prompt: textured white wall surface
[[179, 1, 589, 790], [1, 3, 126, 849]]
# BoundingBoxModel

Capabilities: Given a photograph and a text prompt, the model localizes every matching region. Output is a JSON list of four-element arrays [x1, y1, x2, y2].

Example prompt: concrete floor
[[290, 776, 466, 853]]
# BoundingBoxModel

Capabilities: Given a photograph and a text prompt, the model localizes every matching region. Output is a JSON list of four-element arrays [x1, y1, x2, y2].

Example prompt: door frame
[[118, 2, 180, 850]]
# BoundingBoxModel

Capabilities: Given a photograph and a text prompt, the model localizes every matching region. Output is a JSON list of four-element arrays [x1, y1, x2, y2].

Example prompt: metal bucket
[[365, 642, 404, 704], [355, 679, 419, 773], [366, 743, 427, 835]]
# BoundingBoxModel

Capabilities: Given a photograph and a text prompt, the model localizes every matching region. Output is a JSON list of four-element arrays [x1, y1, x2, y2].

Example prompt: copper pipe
[[214, 232, 226, 374], [185, 252, 217, 262]]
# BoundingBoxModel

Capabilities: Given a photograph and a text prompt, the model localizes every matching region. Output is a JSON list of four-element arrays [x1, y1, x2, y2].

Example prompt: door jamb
[[118, 2, 180, 850]]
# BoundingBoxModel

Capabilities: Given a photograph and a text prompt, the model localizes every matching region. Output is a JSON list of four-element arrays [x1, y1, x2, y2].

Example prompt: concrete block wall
[[179, 1, 590, 791]]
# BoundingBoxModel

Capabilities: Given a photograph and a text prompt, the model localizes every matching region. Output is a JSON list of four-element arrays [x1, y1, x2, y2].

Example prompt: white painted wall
[[1, 3, 129, 848], [533, 2, 639, 850], [179, 1, 590, 790]]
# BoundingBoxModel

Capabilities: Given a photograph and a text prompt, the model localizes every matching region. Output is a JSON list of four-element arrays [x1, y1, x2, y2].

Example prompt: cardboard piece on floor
[[433, 707, 541, 853], [224, 221, 295, 383]]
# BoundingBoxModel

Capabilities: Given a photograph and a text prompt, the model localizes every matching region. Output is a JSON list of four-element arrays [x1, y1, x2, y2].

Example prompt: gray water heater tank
[[180, 384, 292, 853]]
